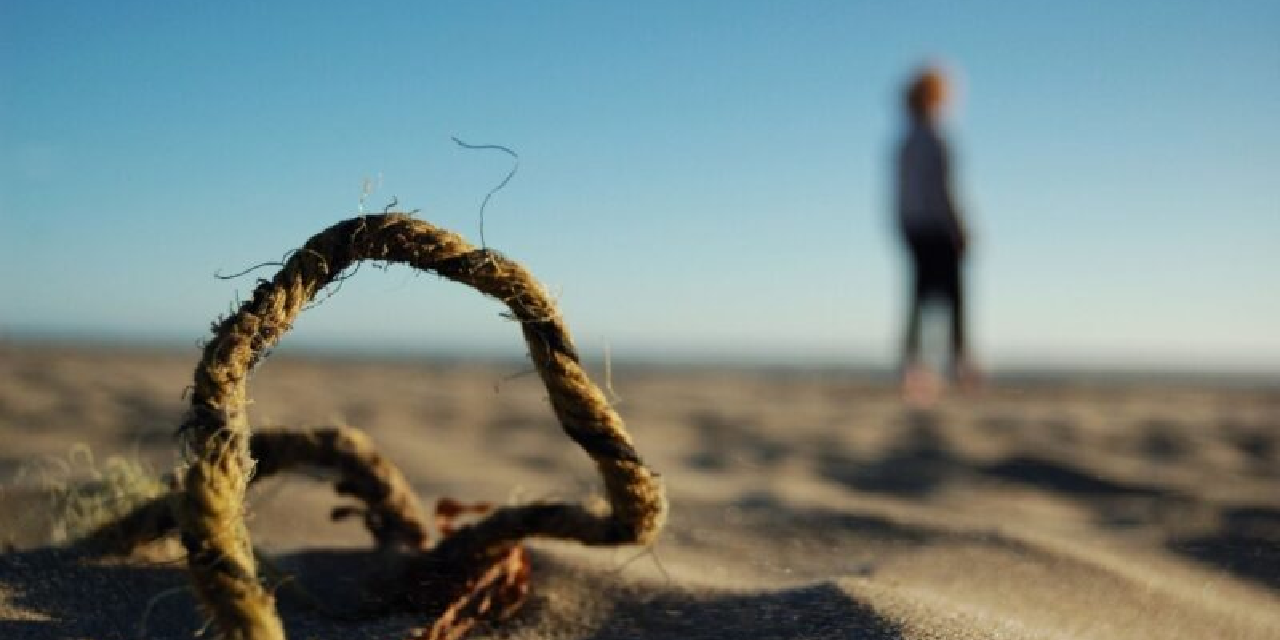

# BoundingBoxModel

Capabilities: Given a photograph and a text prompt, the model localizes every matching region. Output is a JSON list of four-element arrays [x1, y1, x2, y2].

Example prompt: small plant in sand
[[78, 213, 668, 640], [17, 444, 168, 545]]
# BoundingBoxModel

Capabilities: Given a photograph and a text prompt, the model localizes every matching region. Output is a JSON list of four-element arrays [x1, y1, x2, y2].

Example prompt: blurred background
[[2, 0, 1277, 376]]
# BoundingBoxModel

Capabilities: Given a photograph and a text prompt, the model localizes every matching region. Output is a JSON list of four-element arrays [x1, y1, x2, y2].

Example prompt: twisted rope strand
[[176, 214, 666, 639], [76, 426, 429, 555]]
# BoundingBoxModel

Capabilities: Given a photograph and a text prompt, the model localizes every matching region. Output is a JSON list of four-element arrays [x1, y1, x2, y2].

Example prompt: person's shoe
[[952, 359, 985, 395], [900, 364, 941, 407]]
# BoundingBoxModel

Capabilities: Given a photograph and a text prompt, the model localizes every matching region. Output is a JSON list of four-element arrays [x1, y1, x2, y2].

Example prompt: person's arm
[[936, 137, 968, 254], [894, 142, 910, 238]]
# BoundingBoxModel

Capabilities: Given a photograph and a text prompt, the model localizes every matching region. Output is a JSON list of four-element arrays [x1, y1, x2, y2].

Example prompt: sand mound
[[2, 344, 1279, 638]]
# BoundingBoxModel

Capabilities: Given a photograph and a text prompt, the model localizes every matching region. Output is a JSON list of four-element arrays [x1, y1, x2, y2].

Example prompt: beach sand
[[2, 342, 1278, 639]]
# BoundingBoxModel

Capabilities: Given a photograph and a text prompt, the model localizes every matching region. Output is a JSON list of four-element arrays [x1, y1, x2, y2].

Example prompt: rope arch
[[175, 214, 667, 639]]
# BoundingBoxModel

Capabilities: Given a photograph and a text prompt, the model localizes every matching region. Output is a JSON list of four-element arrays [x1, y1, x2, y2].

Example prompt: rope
[[173, 214, 667, 639], [76, 426, 428, 555]]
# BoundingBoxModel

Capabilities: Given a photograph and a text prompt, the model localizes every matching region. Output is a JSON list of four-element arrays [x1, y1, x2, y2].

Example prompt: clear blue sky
[[2, 1, 1277, 371]]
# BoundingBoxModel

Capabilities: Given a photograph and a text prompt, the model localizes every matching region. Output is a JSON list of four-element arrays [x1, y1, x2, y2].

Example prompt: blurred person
[[894, 65, 980, 401]]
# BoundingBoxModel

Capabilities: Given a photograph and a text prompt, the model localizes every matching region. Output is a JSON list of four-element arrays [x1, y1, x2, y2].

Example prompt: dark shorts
[[905, 232, 962, 298]]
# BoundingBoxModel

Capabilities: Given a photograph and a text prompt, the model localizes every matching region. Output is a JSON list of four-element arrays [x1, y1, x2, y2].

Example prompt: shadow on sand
[[577, 581, 901, 640], [0, 545, 905, 640], [1169, 506, 1280, 592], [0, 547, 416, 640], [817, 411, 961, 497]]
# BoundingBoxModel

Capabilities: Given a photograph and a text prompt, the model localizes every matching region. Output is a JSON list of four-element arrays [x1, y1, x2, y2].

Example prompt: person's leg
[[947, 255, 966, 362], [902, 287, 925, 369], [901, 239, 927, 369], [900, 235, 943, 405], [944, 252, 981, 388]]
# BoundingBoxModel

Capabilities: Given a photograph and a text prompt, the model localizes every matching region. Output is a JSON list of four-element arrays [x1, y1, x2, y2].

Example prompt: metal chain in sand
[[175, 214, 667, 640]]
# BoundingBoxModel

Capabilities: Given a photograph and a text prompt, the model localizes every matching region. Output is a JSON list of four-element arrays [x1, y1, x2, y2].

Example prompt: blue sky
[[2, 1, 1278, 371]]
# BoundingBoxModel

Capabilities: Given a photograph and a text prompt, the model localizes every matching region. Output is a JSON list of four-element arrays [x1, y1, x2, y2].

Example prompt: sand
[[1, 342, 1278, 639]]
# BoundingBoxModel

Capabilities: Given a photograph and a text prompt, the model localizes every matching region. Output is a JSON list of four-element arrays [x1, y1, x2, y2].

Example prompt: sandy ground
[[2, 342, 1279, 639]]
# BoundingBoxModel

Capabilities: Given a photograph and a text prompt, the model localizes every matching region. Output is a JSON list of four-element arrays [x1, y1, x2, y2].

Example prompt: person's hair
[[905, 67, 947, 119]]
